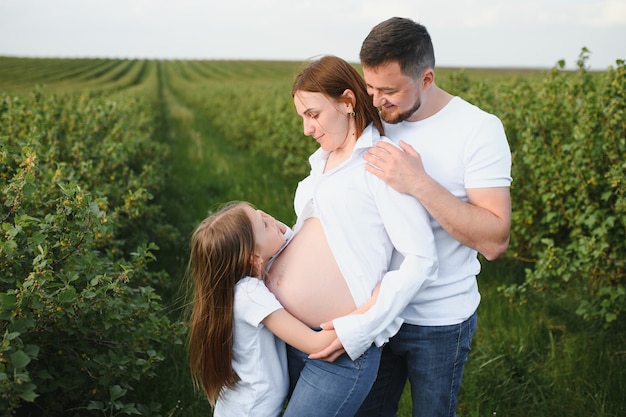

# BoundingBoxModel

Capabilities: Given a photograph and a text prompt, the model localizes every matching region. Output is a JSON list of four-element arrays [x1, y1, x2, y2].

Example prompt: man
[[312, 17, 512, 417]]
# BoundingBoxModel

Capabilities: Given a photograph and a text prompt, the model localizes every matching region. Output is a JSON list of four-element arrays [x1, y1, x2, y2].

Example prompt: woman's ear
[[342, 89, 356, 112]]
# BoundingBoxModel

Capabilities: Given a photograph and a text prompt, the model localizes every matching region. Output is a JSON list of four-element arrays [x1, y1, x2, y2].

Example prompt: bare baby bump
[[266, 218, 355, 327]]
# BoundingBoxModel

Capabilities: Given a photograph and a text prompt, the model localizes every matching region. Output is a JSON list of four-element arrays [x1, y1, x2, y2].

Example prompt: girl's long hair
[[292, 55, 385, 137], [186, 202, 257, 405]]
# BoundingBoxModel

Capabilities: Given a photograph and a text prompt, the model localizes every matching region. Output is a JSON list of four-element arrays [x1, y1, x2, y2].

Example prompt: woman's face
[[293, 90, 353, 153]]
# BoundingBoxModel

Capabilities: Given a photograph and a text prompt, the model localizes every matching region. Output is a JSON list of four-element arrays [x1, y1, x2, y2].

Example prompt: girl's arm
[[262, 283, 381, 355], [262, 310, 336, 354]]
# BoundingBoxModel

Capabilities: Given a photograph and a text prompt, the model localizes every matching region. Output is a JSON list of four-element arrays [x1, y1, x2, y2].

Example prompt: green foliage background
[[0, 53, 624, 416]]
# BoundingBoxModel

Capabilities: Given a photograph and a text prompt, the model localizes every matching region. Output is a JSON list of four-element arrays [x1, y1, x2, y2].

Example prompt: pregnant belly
[[266, 218, 356, 327]]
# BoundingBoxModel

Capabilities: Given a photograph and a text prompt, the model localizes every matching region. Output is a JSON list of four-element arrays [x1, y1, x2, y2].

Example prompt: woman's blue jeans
[[283, 343, 381, 417], [355, 311, 477, 417]]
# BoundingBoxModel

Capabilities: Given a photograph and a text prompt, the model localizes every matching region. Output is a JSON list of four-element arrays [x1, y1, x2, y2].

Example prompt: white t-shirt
[[214, 277, 288, 417], [293, 123, 439, 360], [384, 96, 512, 326]]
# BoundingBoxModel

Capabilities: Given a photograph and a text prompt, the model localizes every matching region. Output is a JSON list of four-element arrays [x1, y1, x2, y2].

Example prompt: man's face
[[363, 61, 423, 124]]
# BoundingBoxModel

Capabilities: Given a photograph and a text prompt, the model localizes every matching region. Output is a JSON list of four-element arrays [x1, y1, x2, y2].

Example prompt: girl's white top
[[214, 277, 288, 417]]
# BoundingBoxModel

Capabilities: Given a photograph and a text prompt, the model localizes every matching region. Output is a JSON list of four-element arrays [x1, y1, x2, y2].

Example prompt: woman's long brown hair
[[292, 55, 384, 137], [186, 202, 257, 405]]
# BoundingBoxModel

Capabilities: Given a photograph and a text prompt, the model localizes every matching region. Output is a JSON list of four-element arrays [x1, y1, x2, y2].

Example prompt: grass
[[458, 259, 626, 417]]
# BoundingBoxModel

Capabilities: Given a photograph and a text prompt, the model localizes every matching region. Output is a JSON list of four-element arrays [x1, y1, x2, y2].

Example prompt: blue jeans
[[355, 311, 477, 417], [283, 343, 381, 417]]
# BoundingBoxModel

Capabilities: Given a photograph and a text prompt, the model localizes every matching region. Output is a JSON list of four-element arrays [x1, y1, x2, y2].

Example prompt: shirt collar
[[308, 123, 381, 165]]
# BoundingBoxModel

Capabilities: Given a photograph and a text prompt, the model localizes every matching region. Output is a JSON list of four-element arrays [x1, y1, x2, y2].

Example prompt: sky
[[1, 0, 624, 71]]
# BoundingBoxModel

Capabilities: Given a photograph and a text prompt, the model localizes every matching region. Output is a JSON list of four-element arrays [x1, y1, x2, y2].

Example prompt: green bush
[[439, 51, 625, 328], [493, 53, 625, 327], [0, 90, 183, 416]]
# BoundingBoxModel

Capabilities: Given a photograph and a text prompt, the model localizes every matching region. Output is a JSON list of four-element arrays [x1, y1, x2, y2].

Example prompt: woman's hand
[[307, 321, 346, 362]]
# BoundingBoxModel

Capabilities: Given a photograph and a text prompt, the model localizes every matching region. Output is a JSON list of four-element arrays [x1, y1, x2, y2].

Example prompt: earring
[[349, 111, 355, 117]]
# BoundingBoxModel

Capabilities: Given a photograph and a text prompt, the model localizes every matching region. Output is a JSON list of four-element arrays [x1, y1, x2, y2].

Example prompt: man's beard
[[380, 97, 421, 124]]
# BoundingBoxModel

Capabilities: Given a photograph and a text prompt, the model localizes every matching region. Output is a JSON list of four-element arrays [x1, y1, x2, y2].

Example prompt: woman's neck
[[324, 120, 359, 172], [324, 130, 357, 172]]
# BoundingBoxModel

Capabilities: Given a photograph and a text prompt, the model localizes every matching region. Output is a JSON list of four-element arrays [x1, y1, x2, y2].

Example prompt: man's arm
[[364, 140, 511, 260]]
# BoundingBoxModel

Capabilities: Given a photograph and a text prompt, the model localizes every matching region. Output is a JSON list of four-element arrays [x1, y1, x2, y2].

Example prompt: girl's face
[[293, 90, 354, 153], [244, 206, 285, 263]]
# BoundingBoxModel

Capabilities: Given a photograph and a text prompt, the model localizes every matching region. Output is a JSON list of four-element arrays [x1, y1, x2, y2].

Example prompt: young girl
[[186, 201, 378, 417]]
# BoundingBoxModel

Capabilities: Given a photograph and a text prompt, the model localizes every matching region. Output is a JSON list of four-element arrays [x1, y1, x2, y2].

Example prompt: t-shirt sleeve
[[464, 114, 512, 189], [235, 278, 284, 327]]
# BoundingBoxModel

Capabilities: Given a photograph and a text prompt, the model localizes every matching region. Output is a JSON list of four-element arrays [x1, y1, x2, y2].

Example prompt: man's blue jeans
[[283, 343, 381, 417], [355, 311, 478, 417]]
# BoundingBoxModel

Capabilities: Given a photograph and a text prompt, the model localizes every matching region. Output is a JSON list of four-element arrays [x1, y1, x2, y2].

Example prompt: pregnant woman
[[265, 55, 438, 417]]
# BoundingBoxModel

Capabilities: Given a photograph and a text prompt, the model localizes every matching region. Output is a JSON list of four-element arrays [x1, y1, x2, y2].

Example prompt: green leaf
[[23, 344, 40, 358], [10, 317, 35, 334], [21, 182, 37, 196], [58, 287, 77, 304], [110, 385, 127, 402], [10, 350, 32, 369], [87, 401, 105, 410], [0, 293, 16, 311], [18, 389, 38, 402]]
